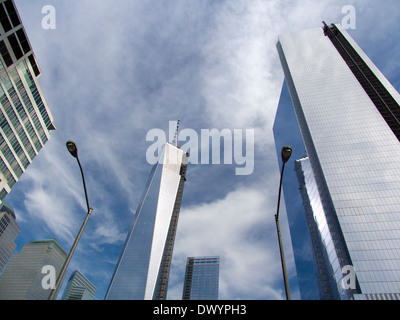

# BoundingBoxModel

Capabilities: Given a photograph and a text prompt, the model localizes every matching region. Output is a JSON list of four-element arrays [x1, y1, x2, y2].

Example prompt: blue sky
[[5, 0, 400, 300]]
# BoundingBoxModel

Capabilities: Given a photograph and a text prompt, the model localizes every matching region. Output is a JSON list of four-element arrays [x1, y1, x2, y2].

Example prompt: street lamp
[[48, 141, 93, 300], [275, 145, 292, 300]]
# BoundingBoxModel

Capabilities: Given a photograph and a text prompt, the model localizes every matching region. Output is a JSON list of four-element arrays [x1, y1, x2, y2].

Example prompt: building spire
[[172, 119, 180, 147]]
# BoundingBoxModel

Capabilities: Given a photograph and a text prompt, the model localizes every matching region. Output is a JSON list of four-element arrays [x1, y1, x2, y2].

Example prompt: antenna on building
[[172, 119, 180, 147]]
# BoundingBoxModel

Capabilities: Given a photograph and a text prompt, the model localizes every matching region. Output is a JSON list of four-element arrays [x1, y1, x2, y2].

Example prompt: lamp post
[[48, 141, 93, 300], [275, 145, 292, 300]]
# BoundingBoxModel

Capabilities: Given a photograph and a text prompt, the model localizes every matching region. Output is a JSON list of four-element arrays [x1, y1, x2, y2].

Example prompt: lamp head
[[281, 146, 292, 164], [66, 140, 78, 158]]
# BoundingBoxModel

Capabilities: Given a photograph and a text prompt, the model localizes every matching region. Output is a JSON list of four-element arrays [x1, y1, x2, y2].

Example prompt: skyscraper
[[61, 270, 96, 300], [105, 143, 189, 300], [274, 23, 400, 300], [0, 239, 66, 299], [0, 201, 19, 273], [182, 256, 220, 300], [0, 0, 55, 203]]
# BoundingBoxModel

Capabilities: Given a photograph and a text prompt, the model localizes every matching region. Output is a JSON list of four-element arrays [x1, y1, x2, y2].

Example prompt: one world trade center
[[105, 142, 189, 300]]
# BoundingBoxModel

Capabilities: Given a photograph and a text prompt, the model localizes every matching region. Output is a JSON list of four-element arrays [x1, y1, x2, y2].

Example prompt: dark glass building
[[0, 201, 19, 273], [182, 256, 220, 300]]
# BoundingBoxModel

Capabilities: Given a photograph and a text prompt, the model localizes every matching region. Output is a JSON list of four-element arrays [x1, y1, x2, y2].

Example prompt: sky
[[4, 0, 400, 300]]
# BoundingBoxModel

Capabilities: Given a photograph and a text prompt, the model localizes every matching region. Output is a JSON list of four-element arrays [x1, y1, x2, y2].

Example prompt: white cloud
[[24, 187, 75, 242], [169, 184, 292, 300], [18, 135, 127, 248], [199, 0, 343, 157], [93, 224, 125, 246]]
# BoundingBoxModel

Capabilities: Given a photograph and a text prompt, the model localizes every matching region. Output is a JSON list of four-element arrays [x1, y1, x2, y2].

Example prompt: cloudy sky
[[6, 0, 400, 300]]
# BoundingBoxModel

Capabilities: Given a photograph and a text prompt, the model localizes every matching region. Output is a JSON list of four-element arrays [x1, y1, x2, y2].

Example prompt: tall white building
[[0, 0, 54, 202], [105, 143, 189, 300], [274, 23, 400, 300]]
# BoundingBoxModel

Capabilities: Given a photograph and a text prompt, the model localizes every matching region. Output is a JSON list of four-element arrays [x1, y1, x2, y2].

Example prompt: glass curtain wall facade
[[275, 24, 400, 300], [0, 239, 66, 299], [0, 0, 54, 203], [182, 256, 220, 300], [61, 270, 96, 300], [0, 201, 19, 273], [295, 156, 340, 299], [273, 82, 337, 299], [105, 143, 189, 300]]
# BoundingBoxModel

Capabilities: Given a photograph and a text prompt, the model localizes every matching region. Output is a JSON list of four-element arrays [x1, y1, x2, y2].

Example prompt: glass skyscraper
[[105, 143, 189, 300], [274, 23, 400, 300], [0, 239, 66, 299], [0, 0, 55, 203], [182, 256, 220, 300], [0, 201, 19, 273], [61, 270, 96, 300]]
